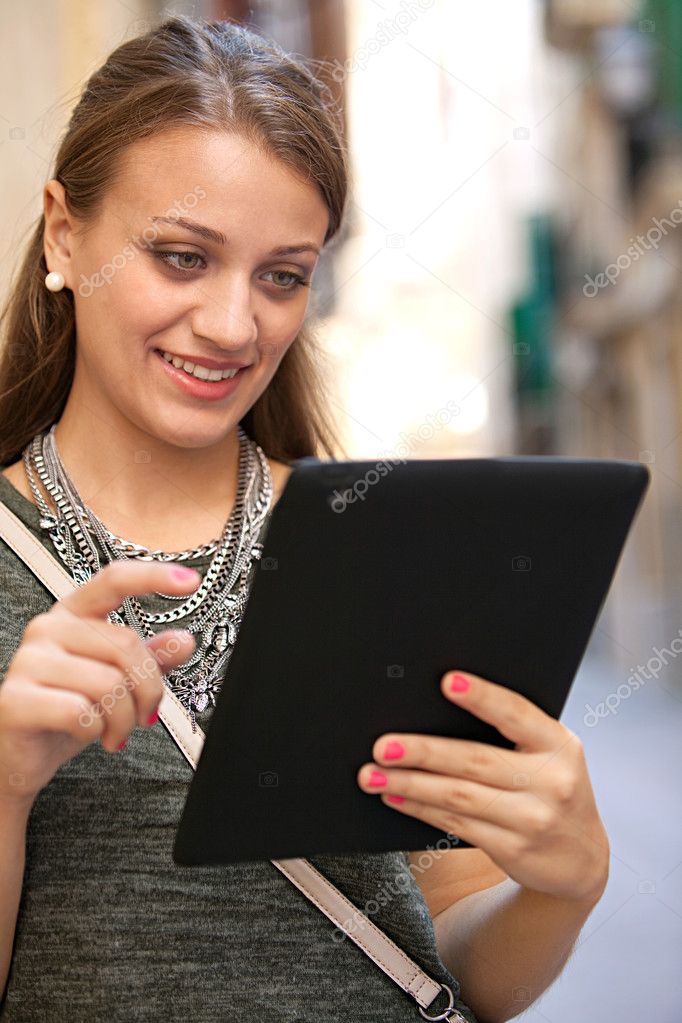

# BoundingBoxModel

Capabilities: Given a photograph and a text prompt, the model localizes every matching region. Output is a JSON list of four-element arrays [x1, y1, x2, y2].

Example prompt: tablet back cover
[[174, 457, 648, 864]]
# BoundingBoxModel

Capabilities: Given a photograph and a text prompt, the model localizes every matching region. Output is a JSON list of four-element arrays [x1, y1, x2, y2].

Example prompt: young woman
[[0, 15, 609, 1023]]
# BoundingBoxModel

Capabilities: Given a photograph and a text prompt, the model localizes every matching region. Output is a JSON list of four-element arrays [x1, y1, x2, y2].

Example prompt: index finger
[[441, 670, 570, 752], [55, 560, 202, 620]]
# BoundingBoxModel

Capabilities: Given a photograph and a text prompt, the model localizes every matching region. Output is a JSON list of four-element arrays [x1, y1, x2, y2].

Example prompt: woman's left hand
[[356, 670, 610, 904]]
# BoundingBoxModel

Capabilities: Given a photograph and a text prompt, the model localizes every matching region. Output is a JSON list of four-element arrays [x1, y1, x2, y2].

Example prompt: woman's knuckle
[[23, 613, 50, 640], [118, 628, 142, 659], [100, 663, 126, 690], [554, 770, 577, 804], [443, 812, 464, 834], [469, 745, 493, 772], [525, 804, 555, 836], [409, 740, 428, 769], [73, 696, 99, 728], [505, 706, 525, 732], [444, 782, 468, 812]]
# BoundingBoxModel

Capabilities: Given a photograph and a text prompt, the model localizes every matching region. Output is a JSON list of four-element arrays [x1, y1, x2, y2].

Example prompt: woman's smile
[[153, 347, 250, 401]]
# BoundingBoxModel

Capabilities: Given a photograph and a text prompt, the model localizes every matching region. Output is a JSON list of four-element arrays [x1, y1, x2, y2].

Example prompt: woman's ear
[[43, 178, 76, 287]]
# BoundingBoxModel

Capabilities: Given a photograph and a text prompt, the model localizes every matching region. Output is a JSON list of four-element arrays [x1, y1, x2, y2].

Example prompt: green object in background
[[509, 213, 556, 397], [643, 0, 682, 126]]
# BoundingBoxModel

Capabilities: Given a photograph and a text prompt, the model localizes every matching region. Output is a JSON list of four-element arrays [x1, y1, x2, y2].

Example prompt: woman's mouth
[[153, 348, 248, 401]]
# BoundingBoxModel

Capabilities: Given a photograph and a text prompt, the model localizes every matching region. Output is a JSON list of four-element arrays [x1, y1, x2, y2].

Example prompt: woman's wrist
[[0, 790, 35, 825]]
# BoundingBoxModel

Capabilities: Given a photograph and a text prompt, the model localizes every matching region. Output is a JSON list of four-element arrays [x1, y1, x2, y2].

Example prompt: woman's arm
[[0, 794, 32, 999], [432, 876, 604, 1023]]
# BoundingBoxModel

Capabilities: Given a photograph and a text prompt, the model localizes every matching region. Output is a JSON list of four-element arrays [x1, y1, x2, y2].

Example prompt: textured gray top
[[0, 471, 477, 1023]]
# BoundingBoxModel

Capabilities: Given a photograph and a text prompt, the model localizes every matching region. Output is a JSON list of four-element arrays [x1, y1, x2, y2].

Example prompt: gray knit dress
[[0, 472, 477, 1023]]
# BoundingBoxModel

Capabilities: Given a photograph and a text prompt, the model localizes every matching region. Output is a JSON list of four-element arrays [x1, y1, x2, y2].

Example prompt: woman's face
[[44, 126, 330, 450]]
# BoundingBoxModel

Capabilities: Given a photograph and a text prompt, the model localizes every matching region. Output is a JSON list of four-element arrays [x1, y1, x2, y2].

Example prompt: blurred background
[[1, 1, 681, 1020]]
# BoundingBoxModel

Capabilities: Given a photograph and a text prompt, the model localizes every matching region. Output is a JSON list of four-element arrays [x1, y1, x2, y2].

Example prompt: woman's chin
[[142, 418, 241, 453]]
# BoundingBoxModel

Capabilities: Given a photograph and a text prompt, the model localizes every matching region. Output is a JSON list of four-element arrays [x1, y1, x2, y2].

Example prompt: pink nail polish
[[146, 710, 159, 727], [449, 673, 470, 693], [170, 567, 200, 582], [368, 769, 388, 787], [386, 795, 405, 804], [116, 739, 127, 751], [383, 741, 405, 760]]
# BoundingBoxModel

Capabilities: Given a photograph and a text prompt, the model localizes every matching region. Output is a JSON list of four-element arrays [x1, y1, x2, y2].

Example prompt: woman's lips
[[154, 348, 248, 401]]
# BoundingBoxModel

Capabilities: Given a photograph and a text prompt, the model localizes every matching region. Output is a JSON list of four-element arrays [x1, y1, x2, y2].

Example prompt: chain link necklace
[[22, 423, 273, 730]]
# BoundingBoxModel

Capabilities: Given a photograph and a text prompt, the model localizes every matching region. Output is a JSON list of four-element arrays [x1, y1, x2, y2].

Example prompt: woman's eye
[[263, 270, 311, 292], [155, 251, 205, 273], [153, 251, 310, 293]]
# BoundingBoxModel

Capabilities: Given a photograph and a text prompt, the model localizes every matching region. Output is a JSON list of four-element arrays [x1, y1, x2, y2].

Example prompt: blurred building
[[512, 0, 682, 663]]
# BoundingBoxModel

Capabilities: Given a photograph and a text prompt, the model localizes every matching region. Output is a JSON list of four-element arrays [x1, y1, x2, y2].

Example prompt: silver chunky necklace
[[22, 423, 273, 730]]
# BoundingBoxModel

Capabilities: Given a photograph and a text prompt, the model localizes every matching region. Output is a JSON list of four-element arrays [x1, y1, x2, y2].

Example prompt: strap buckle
[[418, 982, 466, 1021]]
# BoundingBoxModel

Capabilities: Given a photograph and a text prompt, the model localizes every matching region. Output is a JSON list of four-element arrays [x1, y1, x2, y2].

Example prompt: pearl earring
[[45, 271, 65, 292]]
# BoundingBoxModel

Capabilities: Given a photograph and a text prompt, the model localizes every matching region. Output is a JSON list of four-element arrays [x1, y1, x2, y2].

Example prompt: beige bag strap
[[0, 499, 464, 1021]]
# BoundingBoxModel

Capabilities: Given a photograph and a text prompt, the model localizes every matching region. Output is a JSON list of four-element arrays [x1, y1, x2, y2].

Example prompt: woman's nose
[[190, 276, 257, 348]]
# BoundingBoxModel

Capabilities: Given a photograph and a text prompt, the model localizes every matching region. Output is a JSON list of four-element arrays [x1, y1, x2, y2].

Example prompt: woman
[[0, 15, 609, 1023]]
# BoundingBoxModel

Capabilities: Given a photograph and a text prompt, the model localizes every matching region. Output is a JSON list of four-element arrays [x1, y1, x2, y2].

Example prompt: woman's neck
[[1, 431, 292, 554]]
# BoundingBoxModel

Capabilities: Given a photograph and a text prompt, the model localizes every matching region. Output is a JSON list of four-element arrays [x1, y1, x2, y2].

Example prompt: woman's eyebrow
[[149, 215, 320, 255]]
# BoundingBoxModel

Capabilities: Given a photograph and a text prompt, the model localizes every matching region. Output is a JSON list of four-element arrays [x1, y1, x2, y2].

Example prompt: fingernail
[[116, 739, 127, 751], [386, 795, 405, 804], [449, 673, 470, 693], [368, 770, 388, 787], [146, 710, 159, 726], [382, 741, 405, 760], [170, 567, 200, 582]]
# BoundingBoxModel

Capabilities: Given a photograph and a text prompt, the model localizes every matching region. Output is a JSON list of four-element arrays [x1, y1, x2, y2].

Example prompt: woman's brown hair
[[0, 14, 349, 467]]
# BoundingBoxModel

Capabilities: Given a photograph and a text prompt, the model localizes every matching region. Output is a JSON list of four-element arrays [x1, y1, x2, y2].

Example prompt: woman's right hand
[[0, 560, 200, 808]]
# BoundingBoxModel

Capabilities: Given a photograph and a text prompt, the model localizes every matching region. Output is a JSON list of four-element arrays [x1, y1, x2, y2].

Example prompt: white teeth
[[161, 350, 240, 381]]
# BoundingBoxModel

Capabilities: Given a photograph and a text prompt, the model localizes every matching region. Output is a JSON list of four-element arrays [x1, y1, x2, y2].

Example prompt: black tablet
[[173, 456, 649, 865]]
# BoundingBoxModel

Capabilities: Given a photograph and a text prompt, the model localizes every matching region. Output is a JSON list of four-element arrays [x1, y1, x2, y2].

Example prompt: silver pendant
[[72, 559, 93, 585], [192, 678, 210, 714], [212, 626, 228, 653]]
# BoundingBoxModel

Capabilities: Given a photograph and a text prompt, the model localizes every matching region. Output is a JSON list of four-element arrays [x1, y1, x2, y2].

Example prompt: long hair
[[0, 14, 349, 467]]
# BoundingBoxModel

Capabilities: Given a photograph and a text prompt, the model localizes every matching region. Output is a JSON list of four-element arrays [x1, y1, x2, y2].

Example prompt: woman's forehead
[[107, 128, 329, 236]]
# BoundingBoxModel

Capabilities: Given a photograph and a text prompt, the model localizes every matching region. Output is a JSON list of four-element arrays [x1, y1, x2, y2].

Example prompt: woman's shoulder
[[0, 471, 56, 672]]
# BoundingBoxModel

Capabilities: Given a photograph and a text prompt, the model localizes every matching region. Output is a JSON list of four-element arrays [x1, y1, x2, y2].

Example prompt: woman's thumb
[[144, 628, 196, 669]]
